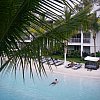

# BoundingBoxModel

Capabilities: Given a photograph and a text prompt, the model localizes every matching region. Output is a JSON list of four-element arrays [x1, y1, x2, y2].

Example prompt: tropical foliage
[[82, 0, 100, 57], [0, 0, 92, 78]]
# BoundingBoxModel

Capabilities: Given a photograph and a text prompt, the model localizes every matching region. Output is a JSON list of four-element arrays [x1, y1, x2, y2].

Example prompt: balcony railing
[[69, 38, 81, 43], [69, 38, 90, 43], [83, 38, 90, 43]]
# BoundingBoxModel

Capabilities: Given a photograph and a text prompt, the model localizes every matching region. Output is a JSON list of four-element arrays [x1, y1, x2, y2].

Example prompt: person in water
[[49, 79, 58, 86]]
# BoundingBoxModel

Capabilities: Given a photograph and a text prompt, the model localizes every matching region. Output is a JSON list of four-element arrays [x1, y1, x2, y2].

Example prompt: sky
[[39, 0, 100, 20]]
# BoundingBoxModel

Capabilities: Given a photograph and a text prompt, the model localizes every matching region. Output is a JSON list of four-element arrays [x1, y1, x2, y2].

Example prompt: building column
[[81, 30, 83, 57], [90, 32, 93, 54]]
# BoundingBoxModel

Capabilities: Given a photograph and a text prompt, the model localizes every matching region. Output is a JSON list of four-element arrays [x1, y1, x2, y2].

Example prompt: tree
[[63, 7, 71, 66], [90, 12, 99, 57], [0, 0, 91, 78], [80, 0, 100, 57]]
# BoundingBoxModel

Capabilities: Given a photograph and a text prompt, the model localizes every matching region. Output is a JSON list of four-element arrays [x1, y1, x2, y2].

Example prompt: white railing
[[69, 38, 90, 43], [83, 38, 90, 43], [69, 38, 81, 43]]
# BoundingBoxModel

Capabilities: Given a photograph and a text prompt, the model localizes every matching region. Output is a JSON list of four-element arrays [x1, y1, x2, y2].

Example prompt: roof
[[84, 56, 100, 62]]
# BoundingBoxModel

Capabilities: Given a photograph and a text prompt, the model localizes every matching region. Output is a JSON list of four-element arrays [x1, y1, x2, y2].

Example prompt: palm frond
[[0, 0, 90, 78]]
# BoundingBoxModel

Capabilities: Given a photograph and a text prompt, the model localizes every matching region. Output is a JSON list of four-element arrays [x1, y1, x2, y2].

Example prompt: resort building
[[68, 30, 100, 57], [67, 1, 100, 57]]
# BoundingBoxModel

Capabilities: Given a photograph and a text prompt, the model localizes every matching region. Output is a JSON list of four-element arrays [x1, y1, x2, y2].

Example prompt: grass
[[66, 57, 86, 63], [52, 55, 86, 63]]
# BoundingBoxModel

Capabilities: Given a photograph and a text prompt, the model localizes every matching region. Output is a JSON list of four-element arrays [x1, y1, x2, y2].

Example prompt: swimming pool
[[0, 70, 100, 100]]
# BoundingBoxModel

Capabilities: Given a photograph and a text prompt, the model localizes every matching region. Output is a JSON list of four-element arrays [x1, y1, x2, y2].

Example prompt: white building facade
[[67, 1, 100, 57], [68, 31, 100, 57]]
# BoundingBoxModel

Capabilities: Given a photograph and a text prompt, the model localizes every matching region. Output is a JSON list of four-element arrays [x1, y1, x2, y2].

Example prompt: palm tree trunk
[[93, 38, 96, 57], [93, 32, 96, 57], [64, 40, 68, 67]]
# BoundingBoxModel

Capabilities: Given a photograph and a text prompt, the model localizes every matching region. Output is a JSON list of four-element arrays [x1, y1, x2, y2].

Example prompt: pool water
[[0, 70, 100, 100]]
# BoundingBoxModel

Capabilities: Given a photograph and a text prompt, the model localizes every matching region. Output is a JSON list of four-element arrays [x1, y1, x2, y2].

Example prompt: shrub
[[82, 52, 89, 57], [96, 51, 100, 57], [68, 50, 81, 58]]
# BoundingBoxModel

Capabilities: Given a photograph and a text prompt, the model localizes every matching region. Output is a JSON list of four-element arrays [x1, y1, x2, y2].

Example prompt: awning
[[84, 56, 100, 62]]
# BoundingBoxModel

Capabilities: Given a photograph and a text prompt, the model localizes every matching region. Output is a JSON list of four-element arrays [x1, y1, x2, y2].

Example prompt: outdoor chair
[[48, 59, 59, 65], [72, 63, 82, 70], [55, 60, 64, 66], [65, 61, 76, 68]]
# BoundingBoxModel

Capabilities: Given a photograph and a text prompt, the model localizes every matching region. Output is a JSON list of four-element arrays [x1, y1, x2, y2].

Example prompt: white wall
[[96, 31, 100, 52], [93, 2, 100, 17], [90, 31, 100, 53]]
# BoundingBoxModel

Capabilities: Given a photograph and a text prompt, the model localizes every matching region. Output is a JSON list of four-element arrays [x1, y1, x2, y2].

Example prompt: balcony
[[69, 38, 81, 43], [69, 38, 90, 43], [83, 38, 90, 43]]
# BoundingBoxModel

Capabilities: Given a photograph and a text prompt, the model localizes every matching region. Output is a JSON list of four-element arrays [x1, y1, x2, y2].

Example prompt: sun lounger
[[48, 59, 64, 66], [55, 60, 64, 66], [41, 57, 64, 66], [72, 63, 82, 70], [41, 57, 52, 63], [65, 62, 76, 68], [48, 59, 59, 65]]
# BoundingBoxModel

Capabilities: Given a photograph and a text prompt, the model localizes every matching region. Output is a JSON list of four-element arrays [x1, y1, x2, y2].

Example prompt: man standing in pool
[[49, 79, 58, 86]]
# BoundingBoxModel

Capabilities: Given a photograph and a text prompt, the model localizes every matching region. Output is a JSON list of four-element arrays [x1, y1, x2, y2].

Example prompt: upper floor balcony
[[83, 38, 90, 43], [69, 38, 90, 43], [69, 38, 81, 43]]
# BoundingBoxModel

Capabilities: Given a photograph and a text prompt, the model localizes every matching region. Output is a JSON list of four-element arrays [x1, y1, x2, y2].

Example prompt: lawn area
[[52, 55, 86, 63], [66, 57, 86, 63]]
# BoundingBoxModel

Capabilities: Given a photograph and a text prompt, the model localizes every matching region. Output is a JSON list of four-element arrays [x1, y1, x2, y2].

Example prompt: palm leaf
[[0, 0, 90, 77]]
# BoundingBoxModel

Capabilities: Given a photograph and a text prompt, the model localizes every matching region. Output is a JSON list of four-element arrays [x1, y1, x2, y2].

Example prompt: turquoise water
[[0, 70, 100, 100]]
